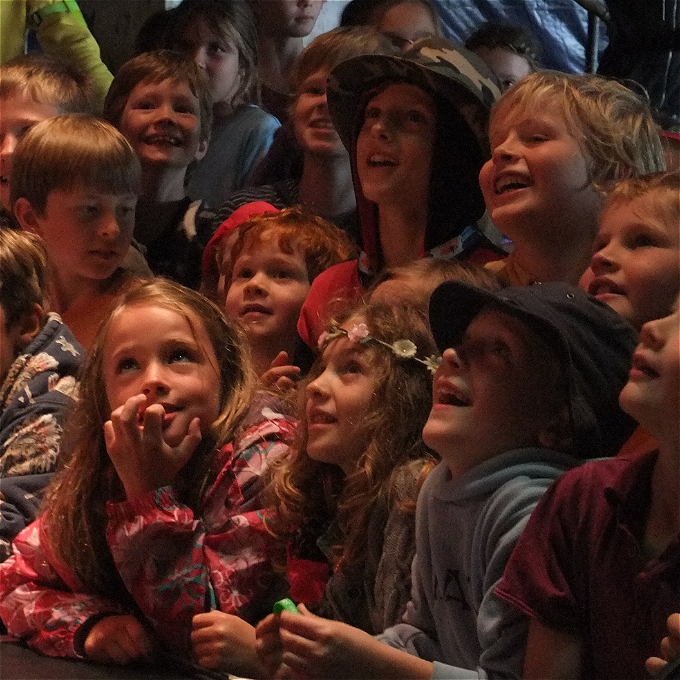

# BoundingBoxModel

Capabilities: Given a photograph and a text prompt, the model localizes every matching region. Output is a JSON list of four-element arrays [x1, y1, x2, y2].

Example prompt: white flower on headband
[[318, 323, 441, 374]]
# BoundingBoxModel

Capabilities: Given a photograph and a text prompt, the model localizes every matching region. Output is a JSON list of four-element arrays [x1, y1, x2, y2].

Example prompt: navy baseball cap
[[429, 281, 639, 459]]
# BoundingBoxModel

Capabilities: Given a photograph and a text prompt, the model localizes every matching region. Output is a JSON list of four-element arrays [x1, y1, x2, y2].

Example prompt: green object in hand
[[273, 598, 300, 614]]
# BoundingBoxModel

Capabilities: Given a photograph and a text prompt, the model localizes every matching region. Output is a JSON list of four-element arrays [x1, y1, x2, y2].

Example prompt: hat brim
[[327, 44, 500, 152], [428, 281, 567, 362]]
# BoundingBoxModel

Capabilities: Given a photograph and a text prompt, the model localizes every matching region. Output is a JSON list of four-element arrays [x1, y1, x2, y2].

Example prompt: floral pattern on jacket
[[0, 409, 297, 659]]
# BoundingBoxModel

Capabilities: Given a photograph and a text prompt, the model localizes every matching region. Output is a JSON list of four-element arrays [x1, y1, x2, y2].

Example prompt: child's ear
[[13, 197, 41, 234], [12, 303, 44, 352], [195, 139, 209, 162]]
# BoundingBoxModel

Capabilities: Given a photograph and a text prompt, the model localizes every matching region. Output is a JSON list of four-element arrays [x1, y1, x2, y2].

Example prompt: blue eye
[[115, 358, 138, 374], [168, 348, 193, 363]]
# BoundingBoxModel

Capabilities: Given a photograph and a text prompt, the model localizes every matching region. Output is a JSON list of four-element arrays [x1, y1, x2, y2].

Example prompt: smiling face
[[0, 94, 60, 210], [356, 82, 436, 209], [620, 300, 680, 446], [584, 192, 680, 331], [17, 183, 136, 292], [292, 68, 345, 157], [103, 302, 221, 447], [305, 320, 378, 473], [423, 306, 562, 475], [177, 18, 243, 107], [479, 103, 600, 244], [117, 77, 206, 170], [224, 238, 310, 356]]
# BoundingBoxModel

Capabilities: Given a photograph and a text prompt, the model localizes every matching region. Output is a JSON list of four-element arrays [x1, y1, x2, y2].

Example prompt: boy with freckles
[[256, 282, 638, 679]]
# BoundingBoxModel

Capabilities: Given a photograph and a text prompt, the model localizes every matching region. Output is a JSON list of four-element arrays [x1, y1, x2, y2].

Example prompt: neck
[[298, 153, 355, 217], [258, 36, 304, 92], [140, 165, 188, 202], [49, 266, 110, 314], [644, 442, 680, 559], [250, 337, 295, 378], [378, 204, 427, 268], [508, 234, 594, 285]]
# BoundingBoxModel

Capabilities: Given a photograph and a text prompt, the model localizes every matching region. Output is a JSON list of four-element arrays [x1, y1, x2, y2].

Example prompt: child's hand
[[255, 612, 285, 678], [261, 352, 300, 393], [268, 604, 376, 679], [647, 613, 680, 675], [84, 614, 152, 665], [191, 611, 264, 678], [104, 393, 202, 499]]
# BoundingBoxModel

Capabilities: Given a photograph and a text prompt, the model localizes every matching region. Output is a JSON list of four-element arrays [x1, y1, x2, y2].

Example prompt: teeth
[[438, 389, 470, 407], [495, 175, 529, 194], [368, 155, 396, 166], [310, 412, 336, 424]]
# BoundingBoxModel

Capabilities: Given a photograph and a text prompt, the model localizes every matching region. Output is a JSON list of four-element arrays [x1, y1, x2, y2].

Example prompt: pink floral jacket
[[0, 410, 297, 659]]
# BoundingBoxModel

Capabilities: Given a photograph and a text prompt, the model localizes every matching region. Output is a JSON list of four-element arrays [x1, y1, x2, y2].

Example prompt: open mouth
[[144, 134, 182, 147], [308, 409, 337, 425], [241, 303, 272, 316], [494, 174, 531, 195], [367, 154, 397, 167], [436, 385, 471, 407]]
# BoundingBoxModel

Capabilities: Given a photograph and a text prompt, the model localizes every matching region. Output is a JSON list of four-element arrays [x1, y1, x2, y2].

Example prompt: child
[[340, 0, 441, 49], [495, 298, 680, 679], [479, 71, 666, 286], [297, 36, 506, 347], [0, 53, 94, 211], [191, 302, 439, 677], [256, 281, 639, 679], [223, 206, 355, 378], [368, 258, 504, 312], [166, 0, 280, 208], [250, 0, 324, 124], [212, 25, 397, 240], [0, 228, 83, 560], [103, 49, 214, 289], [582, 170, 680, 332], [0, 279, 296, 664], [465, 20, 540, 91], [11, 114, 141, 351]]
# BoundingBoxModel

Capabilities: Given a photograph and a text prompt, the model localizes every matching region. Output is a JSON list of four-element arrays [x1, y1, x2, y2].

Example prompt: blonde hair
[[42, 278, 255, 599], [267, 303, 436, 577], [0, 54, 94, 114], [0, 230, 49, 328], [491, 71, 665, 183], [10, 114, 141, 214]]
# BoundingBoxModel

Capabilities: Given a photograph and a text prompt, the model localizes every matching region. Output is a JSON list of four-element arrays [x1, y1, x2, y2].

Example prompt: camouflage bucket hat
[[326, 36, 502, 152]]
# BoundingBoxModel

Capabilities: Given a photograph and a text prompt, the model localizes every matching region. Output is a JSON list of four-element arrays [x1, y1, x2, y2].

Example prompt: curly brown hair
[[267, 302, 437, 576]]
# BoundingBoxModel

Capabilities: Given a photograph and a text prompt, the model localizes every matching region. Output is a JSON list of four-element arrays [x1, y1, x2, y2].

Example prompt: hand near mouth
[[104, 393, 202, 499]]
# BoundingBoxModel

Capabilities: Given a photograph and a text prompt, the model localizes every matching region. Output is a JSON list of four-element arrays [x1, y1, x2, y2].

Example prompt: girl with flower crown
[[265, 302, 439, 635]]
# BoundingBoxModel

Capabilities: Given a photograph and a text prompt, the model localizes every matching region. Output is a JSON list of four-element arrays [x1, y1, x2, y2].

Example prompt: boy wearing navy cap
[[256, 282, 637, 679]]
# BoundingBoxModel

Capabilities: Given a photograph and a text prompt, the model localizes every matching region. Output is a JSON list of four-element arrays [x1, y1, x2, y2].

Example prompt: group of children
[[0, 2, 679, 679]]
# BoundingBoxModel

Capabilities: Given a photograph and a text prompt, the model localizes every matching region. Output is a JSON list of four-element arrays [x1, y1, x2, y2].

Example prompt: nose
[[99, 211, 121, 240], [0, 133, 18, 159], [141, 361, 170, 397], [441, 347, 464, 370], [192, 45, 207, 70], [243, 272, 268, 296], [491, 132, 520, 162], [638, 315, 666, 351], [590, 242, 619, 275], [306, 369, 329, 400]]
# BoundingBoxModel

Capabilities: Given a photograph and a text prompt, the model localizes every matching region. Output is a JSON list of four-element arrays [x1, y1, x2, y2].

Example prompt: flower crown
[[318, 323, 441, 375]]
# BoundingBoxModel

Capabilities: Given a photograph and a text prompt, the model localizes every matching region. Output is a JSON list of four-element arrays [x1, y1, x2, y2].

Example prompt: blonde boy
[[0, 54, 94, 210], [582, 170, 680, 332], [11, 114, 141, 350], [256, 282, 638, 679], [479, 71, 666, 286]]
